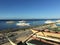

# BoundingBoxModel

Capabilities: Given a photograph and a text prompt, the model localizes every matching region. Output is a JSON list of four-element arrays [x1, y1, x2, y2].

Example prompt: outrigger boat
[[4, 20, 60, 45], [31, 29, 60, 43], [6, 28, 60, 45]]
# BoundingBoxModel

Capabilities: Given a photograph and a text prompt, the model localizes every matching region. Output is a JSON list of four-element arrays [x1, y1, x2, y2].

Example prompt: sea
[[0, 19, 60, 31]]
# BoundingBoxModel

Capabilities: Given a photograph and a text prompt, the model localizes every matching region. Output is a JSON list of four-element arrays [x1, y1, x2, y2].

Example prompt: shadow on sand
[[28, 39, 53, 45]]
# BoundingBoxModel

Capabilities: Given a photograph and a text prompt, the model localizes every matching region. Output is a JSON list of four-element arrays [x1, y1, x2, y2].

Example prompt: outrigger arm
[[6, 36, 17, 45]]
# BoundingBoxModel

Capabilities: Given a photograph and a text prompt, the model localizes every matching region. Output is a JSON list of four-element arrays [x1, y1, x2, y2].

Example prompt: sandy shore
[[2, 29, 60, 45], [2, 29, 33, 45]]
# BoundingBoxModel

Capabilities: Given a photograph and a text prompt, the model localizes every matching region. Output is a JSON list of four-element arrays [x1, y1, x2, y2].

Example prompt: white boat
[[45, 20, 55, 24], [16, 21, 30, 26], [56, 20, 60, 22], [45, 20, 57, 28], [56, 20, 60, 24]]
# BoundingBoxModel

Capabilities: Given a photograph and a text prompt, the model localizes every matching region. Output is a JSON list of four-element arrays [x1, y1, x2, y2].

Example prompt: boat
[[56, 20, 60, 24], [2, 20, 60, 45], [45, 20, 55, 24], [56, 20, 60, 22], [31, 27, 60, 43], [16, 21, 30, 26], [45, 20, 57, 28], [6, 28, 60, 45], [17, 20, 60, 44]]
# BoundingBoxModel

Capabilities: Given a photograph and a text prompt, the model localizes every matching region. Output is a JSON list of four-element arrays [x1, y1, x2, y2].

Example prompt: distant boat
[[45, 20, 57, 28], [16, 21, 30, 26], [56, 20, 60, 24], [45, 20, 55, 24], [6, 21, 14, 24], [56, 20, 60, 22]]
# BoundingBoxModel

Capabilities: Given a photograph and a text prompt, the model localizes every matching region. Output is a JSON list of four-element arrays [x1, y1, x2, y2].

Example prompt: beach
[[1, 28, 60, 45], [2, 29, 33, 45]]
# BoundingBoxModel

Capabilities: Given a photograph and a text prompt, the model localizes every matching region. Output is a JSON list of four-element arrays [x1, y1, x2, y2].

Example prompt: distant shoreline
[[0, 19, 60, 21]]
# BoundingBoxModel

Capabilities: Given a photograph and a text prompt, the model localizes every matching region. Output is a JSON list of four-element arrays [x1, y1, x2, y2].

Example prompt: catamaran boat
[[16, 21, 30, 26]]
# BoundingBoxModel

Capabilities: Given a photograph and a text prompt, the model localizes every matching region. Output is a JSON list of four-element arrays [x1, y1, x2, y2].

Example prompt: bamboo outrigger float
[[31, 29, 60, 43]]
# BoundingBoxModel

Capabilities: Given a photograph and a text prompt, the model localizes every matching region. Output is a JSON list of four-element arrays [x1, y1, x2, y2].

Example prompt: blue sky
[[0, 0, 60, 19]]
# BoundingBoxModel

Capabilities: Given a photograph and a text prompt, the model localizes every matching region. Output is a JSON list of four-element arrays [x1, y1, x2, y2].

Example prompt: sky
[[0, 0, 60, 19]]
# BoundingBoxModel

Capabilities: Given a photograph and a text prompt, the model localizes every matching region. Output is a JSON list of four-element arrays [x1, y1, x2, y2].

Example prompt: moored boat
[[16, 21, 30, 26]]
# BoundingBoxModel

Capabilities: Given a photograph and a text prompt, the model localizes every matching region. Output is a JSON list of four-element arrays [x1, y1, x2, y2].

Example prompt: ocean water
[[0, 19, 59, 30]]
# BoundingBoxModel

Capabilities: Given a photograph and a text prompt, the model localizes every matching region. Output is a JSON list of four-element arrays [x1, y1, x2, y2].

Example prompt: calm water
[[0, 19, 59, 30]]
